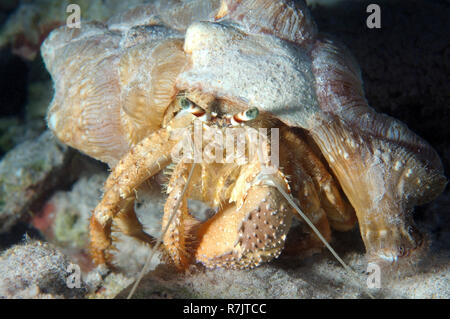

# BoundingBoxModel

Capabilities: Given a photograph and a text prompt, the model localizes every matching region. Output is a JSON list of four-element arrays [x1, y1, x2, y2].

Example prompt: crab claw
[[161, 158, 294, 270], [194, 166, 293, 269]]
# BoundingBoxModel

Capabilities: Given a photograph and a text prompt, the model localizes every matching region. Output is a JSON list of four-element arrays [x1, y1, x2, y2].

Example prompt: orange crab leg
[[89, 126, 183, 265], [114, 199, 156, 246], [161, 162, 200, 269], [280, 128, 356, 232]]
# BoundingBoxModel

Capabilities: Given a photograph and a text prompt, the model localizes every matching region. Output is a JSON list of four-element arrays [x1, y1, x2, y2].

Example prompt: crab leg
[[280, 128, 356, 232], [89, 127, 180, 265], [114, 199, 155, 245], [283, 178, 333, 256], [161, 162, 200, 270], [160, 154, 297, 270]]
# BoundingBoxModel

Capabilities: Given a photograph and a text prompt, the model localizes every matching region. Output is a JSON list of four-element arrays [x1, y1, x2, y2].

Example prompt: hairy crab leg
[[194, 185, 293, 269], [128, 163, 197, 299], [158, 155, 296, 270], [283, 178, 333, 256], [89, 198, 155, 267], [280, 128, 357, 232], [162, 162, 201, 270], [89, 127, 180, 265], [114, 198, 156, 246]]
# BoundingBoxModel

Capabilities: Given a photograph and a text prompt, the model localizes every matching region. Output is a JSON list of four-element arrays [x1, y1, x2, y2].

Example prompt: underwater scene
[[0, 0, 448, 300]]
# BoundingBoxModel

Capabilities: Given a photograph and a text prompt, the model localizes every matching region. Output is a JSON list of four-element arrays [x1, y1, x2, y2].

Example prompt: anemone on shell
[[42, 0, 446, 267]]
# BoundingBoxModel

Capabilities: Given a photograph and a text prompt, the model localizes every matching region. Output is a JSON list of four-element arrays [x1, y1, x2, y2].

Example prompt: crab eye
[[178, 97, 207, 120], [245, 107, 259, 120], [232, 107, 259, 125], [180, 97, 193, 110]]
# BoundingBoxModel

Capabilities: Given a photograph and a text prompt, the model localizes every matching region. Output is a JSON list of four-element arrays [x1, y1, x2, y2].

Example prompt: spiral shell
[[42, 25, 186, 165]]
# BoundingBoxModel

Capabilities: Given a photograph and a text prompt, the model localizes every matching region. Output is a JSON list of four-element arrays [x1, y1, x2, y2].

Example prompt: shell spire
[[215, 0, 317, 45]]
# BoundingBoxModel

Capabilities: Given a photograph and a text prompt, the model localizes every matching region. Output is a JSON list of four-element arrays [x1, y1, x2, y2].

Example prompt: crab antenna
[[256, 173, 375, 299], [127, 163, 197, 299]]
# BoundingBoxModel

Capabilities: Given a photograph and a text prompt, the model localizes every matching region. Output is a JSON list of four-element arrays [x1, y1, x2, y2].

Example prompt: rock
[[30, 167, 165, 275], [0, 0, 18, 12], [0, 240, 88, 298], [46, 173, 107, 250], [0, 48, 28, 119], [32, 173, 107, 273], [0, 130, 74, 233], [0, 54, 53, 155], [25, 80, 53, 130], [0, 117, 23, 154], [0, 81, 53, 155], [87, 267, 134, 299]]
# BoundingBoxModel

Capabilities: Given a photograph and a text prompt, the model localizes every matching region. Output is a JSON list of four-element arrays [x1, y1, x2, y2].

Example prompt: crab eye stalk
[[178, 97, 208, 121]]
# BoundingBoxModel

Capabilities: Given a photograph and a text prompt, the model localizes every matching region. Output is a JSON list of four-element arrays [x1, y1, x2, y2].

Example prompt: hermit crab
[[41, 0, 446, 272]]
